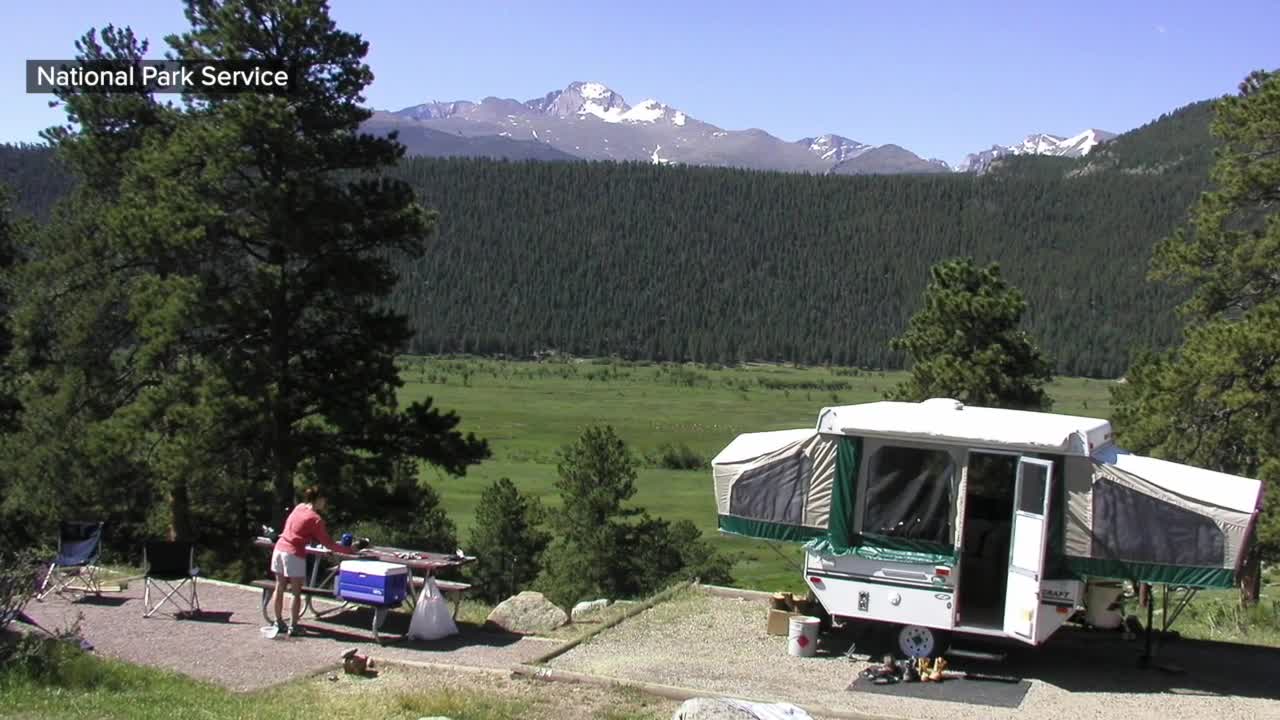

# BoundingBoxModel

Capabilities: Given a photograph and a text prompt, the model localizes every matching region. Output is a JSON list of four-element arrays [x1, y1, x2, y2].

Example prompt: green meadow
[[399, 357, 1116, 593]]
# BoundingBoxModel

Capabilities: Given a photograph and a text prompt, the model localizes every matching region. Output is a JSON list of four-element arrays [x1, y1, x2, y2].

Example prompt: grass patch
[[392, 686, 539, 720], [399, 357, 1115, 593], [0, 637, 672, 720], [1168, 582, 1280, 647]]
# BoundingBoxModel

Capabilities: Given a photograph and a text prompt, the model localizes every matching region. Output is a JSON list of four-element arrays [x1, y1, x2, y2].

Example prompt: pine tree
[[0, 187, 22, 434], [1111, 69, 1280, 605], [536, 425, 640, 605], [887, 258, 1054, 410], [467, 478, 550, 603], [536, 425, 734, 605], [1, 3, 489, 570], [1, 26, 176, 552]]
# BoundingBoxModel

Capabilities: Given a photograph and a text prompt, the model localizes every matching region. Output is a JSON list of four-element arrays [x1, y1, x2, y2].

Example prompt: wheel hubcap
[[899, 625, 935, 657]]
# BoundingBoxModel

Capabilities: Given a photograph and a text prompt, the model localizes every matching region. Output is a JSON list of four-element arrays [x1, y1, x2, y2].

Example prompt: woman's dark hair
[[302, 486, 322, 504]]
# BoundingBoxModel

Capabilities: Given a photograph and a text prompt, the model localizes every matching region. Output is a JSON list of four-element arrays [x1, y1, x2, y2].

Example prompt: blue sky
[[3, 0, 1277, 166]]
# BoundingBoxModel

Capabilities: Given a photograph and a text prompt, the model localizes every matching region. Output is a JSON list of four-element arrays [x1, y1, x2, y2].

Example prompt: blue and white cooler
[[336, 560, 409, 607]]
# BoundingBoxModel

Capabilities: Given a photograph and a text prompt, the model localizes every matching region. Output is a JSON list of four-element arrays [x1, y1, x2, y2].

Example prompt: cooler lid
[[339, 559, 408, 576]]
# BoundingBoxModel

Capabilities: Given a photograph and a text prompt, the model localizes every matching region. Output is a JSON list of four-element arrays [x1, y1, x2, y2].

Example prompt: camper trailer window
[[863, 446, 954, 543], [1091, 478, 1225, 567], [1018, 463, 1048, 515], [729, 453, 809, 526]]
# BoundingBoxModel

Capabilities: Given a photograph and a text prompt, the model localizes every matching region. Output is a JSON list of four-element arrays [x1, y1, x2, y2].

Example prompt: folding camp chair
[[36, 521, 105, 601], [142, 541, 201, 618]]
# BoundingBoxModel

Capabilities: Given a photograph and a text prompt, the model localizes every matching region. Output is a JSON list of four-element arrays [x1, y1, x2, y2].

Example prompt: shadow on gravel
[[308, 607, 528, 649], [171, 610, 239, 624], [68, 595, 131, 607], [827, 623, 1280, 702]]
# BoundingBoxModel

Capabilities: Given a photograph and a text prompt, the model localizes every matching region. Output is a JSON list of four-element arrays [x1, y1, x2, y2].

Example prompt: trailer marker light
[[934, 567, 950, 577], [808, 577, 823, 585]]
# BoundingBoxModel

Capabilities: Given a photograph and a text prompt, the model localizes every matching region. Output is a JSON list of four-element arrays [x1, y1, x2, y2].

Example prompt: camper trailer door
[[1003, 458, 1054, 644]]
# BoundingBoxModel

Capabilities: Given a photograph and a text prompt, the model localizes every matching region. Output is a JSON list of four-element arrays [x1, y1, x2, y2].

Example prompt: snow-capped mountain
[[958, 129, 1116, 173], [796, 134, 872, 163], [365, 81, 952, 174]]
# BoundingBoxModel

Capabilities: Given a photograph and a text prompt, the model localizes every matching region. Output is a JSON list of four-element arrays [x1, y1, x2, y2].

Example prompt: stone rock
[[485, 591, 568, 634], [672, 698, 813, 720], [673, 698, 759, 720], [570, 598, 611, 622]]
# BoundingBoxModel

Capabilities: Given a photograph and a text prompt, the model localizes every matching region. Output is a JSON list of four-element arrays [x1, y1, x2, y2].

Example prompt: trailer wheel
[[896, 624, 949, 659]]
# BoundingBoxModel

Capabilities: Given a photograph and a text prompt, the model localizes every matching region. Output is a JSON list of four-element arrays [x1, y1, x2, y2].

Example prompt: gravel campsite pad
[[547, 589, 1280, 720], [21, 580, 558, 692]]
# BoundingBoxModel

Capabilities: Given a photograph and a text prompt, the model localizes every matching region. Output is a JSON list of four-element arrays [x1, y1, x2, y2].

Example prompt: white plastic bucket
[[787, 615, 820, 657], [1085, 581, 1125, 629]]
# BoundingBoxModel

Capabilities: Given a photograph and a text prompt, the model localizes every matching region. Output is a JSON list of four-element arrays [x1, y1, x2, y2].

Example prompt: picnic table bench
[[252, 536, 476, 643]]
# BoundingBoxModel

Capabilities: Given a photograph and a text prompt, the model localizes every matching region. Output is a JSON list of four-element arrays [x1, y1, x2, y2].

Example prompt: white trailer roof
[[815, 398, 1114, 456], [711, 428, 817, 465], [1092, 446, 1263, 514]]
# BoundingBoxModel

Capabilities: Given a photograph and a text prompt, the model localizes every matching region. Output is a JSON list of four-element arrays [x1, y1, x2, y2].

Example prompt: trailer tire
[[895, 624, 950, 659]]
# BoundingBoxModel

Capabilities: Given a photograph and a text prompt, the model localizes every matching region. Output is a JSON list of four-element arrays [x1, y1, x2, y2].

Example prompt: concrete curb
[[697, 584, 778, 602], [375, 657, 512, 678]]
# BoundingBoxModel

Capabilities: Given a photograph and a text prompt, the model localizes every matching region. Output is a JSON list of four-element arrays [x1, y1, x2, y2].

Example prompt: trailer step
[[945, 648, 1007, 663]]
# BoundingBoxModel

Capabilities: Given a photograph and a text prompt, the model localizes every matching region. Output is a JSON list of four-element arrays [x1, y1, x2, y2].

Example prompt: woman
[[271, 487, 357, 637]]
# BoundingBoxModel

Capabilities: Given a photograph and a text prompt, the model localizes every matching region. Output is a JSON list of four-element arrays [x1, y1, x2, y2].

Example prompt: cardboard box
[[772, 591, 802, 611], [767, 608, 801, 636]]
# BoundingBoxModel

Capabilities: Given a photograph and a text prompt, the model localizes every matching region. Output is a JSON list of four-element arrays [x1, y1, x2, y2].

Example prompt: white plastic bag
[[407, 576, 458, 641]]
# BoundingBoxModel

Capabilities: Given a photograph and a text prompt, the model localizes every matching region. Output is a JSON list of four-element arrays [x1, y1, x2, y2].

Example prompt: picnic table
[[251, 536, 476, 642]]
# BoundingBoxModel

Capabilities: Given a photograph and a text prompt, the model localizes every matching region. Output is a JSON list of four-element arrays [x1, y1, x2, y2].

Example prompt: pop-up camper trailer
[[712, 398, 1264, 658]]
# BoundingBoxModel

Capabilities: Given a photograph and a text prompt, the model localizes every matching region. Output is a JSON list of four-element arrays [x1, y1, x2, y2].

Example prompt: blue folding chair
[[36, 521, 105, 601], [142, 541, 201, 618]]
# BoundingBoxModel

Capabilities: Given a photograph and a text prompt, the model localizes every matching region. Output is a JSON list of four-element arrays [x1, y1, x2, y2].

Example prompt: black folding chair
[[142, 541, 201, 618], [36, 521, 105, 601]]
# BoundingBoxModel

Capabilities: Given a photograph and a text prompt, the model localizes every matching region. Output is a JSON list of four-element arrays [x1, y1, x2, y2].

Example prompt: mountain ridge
[[958, 128, 1117, 173], [369, 80, 1116, 174], [368, 80, 945, 174]]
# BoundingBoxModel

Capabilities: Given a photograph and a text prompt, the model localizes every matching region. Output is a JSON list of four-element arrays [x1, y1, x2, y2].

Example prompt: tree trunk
[[269, 242, 293, 527], [167, 479, 192, 542], [1239, 543, 1261, 608], [273, 466, 294, 528]]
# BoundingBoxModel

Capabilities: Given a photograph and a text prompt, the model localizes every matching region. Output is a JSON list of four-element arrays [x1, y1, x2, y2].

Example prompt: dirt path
[[21, 580, 558, 692]]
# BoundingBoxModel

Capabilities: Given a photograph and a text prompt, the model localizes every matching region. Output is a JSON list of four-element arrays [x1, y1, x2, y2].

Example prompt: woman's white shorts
[[271, 549, 306, 579]]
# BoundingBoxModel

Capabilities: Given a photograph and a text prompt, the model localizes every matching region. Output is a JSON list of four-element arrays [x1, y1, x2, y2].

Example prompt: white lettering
[[35, 65, 135, 88], [199, 65, 288, 90], [141, 65, 193, 89], [200, 65, 221, 87]]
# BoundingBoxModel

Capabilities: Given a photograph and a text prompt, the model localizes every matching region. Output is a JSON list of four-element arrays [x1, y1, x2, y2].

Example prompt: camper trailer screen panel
[[1091, 478, 1225, 567], [862, 446, 954, 544], [729, 453, 809, 527]]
